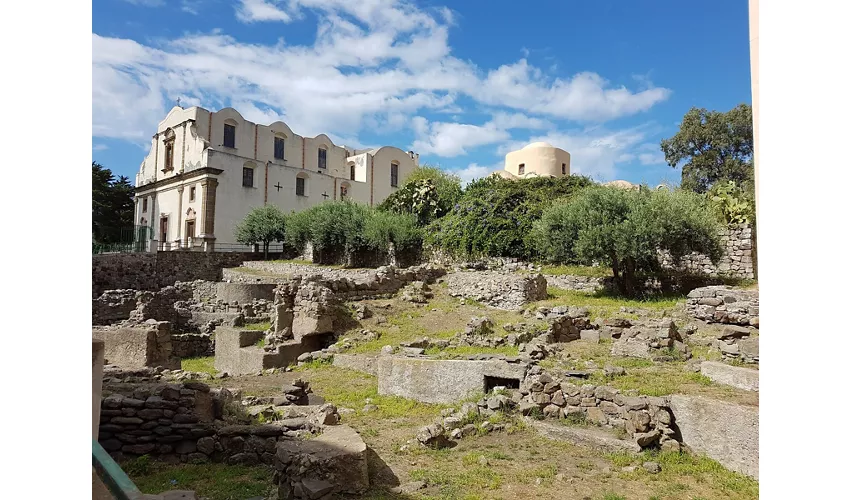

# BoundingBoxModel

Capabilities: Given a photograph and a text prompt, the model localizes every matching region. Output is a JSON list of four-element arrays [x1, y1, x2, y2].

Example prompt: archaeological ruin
[[93, 248, 759, 498]]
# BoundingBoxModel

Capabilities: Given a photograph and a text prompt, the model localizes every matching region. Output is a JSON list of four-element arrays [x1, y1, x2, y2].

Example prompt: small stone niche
[[484, 375, 520, 393]]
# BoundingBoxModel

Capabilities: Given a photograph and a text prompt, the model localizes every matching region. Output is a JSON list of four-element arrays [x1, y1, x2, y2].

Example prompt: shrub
[[707, 180, 755, 225], [427, 175, 593, 260], [284, 201, 422, 265], [531, 185, 723, 296], [378, 165, 462, 226]]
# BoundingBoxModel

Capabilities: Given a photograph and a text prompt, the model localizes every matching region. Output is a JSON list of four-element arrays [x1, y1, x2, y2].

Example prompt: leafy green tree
[[234, 205, 288, 259], [427, 175, 593, 259], [660, 104, 754, 193], [92, 162, 135, 243], [531, 186, 723, 296], [378, 165, 462, 226]]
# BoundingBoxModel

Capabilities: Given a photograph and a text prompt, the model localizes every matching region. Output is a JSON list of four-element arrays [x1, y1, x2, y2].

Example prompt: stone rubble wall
[[544, 275, 604, 293], [93, 290, 140, 325], [93, 252, 290, 298], [171, 333, 214, 359], [229, 263, 446, 301], [446, 271, 548, 310], [686, 286, 759, 327], [515, 366, 682, 451], [660, 223, 756, 280], [97, 379, 341, 469]]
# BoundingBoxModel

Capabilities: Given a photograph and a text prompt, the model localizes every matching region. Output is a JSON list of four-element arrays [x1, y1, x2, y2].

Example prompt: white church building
[[133, 106, 419, 251]]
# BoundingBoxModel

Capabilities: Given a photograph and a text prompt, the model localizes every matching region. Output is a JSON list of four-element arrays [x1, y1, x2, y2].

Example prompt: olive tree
[[234, 205, 287, 259], [531, 186, 723, 296]]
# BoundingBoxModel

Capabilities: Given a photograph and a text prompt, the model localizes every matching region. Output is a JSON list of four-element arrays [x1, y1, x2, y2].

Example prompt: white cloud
[[475, 62, 671, 121], [93, 0, 671, 150], [121, 0, 164, 6], [411, 112, 553, 157], [450, 163, 499, 186], [181, 0, 202, 15], [496, 125, 663, 182], [93, 144, 109, 151], [236, 0, 292, 23], [412, 118, 509, 157]]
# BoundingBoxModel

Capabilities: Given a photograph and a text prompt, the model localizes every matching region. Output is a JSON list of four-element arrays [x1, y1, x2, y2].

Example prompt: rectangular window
[[296, 177, 305, 196], [340, 185, 348, 200], [189, 187, 196, 201], [350, 164, 356, 180], [390, 163, 398, 187], [274, 137, 285, 160], [242, 167, 254, 187], [142, 198, 148, 212], [562, 163, 566, 175], [223, 124, 236, 148], [318, 148, 327, 169], [518, 163, 525, 175]]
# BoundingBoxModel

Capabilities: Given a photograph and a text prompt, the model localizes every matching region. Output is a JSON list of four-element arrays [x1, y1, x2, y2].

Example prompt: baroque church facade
[[133, 106, 419, 251]]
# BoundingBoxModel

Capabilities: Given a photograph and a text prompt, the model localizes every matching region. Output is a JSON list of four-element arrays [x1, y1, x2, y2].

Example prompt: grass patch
[[123, 457, 274, 500], [589, 368, 713, 397], [268, 258, 315, 266], [295, 364, 448, 422], [539, 288, 683, 317], [540, 264, 613, 278], [425, 345, 520, 358], [639, 450, 758, 497], [180, 356, 216, 376], [243, 321, 270, 331], [255, 338, 265, 348]]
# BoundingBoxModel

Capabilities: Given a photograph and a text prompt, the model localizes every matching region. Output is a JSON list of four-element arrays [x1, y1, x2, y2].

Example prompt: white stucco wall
[[134, 105, 420, 249], [503, 142, 571, 178]]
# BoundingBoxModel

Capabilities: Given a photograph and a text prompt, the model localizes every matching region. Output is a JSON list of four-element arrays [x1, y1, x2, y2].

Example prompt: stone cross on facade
[[321, 192, 329, 199], [274, 182, 283, 192]]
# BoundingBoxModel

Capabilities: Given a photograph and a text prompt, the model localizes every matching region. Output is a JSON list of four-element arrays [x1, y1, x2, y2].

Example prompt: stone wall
[[669, 395, 759, 478], [92, 321, 179, 369], [446, 271, 548, 310], [93, 252, 287, 297], [660, 223, 756, 280], [171, 333, 214, 358], [686, 286, 759, 327], [544, 275, 604, 293], [214, 327, 327, 376], [516, 366, 681, 451], [97, 379, 343, 468], [229, 263, 446, 301], [93, 289, 140, 325]]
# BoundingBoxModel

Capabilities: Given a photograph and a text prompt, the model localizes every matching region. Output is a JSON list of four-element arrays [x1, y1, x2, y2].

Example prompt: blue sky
[[92, 0, 752, 186]]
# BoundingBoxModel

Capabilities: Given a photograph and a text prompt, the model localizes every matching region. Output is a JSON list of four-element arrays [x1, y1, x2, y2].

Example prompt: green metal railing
[[92, 439, 147, 500]]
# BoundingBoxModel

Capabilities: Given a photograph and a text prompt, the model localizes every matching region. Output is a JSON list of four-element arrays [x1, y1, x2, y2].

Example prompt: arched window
[[223, 119, 237, 148], [318, 148, 327, 169], [163, 129, 175, 172], [274, 134, 285, 160], [340, 182, 350, 200], [561, 163, 567, 175], [296, 173, 308, 196], [243, 162, 255, 188], [390, 161, 399, 187], [349, 163, 356, 180], [518, 163, 525, 175]]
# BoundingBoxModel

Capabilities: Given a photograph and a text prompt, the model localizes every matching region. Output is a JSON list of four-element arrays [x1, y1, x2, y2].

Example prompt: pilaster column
[[200, 178, 219, 250], [177, 186, 185, 247]]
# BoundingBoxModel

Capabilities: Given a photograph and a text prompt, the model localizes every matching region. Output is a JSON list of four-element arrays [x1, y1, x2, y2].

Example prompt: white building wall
[[135, 106, 420, 249]]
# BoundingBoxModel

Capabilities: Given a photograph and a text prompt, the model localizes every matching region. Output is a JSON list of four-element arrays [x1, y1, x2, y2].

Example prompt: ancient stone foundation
[[377, 356, 529, 404], [669, 395, 759, 479], [92, 321, 179, 369], [446, 271, 548, 310]]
